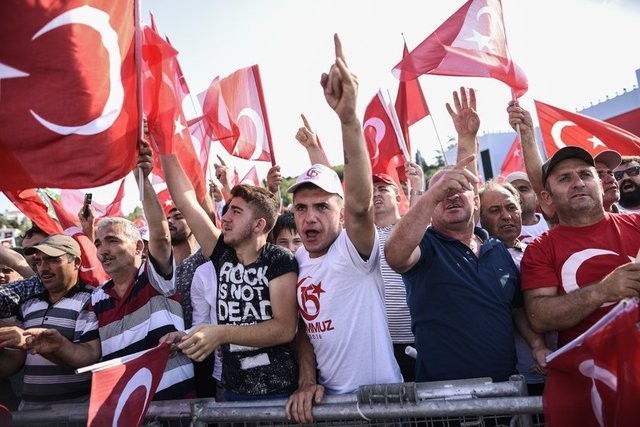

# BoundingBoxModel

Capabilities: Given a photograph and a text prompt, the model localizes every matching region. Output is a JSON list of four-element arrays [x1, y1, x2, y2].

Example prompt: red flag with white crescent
[[0, 0, 138, 190], [534, 100, 640, 158], [544, 299, 640, 427], [216, 65, 275, 164], [87, 343, 170, 427], [392, 0, 527, 98]]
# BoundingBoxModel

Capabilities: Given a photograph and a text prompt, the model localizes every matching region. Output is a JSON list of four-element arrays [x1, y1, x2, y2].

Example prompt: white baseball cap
[[504, 171, 530, 184], [287, 164, 344, 198]]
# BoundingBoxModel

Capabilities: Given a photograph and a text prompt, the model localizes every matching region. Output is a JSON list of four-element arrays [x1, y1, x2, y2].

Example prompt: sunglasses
[[613, 165, 640, 181]]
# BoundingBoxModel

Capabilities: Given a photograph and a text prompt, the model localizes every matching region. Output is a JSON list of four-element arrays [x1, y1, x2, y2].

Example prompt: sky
[[2, 0, 640, 216]]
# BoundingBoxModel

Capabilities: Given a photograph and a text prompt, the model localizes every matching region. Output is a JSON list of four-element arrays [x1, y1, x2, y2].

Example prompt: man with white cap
[[521, 146, 640, 348], [285, 35, 401, 424], [504, 171, 549, 243]]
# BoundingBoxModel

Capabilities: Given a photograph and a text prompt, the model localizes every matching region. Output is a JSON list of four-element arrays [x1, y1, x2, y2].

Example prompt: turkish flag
[[364, 91, 410, 214], [3, 189, 64, 235], [198, 77, 240, 149], [499, 135, 524, 178], [544, 298, 640, 427], [0, 0, 138, 191], [57, 179, 126, 228], [87, 343, 170, 427], [534, 100, 640, 158], [239, 165, 261, 187], [215, 65, 275, 164], [395, 41, 429, 153], [392, 0, 527, 98], [141, 23, 207, 201]]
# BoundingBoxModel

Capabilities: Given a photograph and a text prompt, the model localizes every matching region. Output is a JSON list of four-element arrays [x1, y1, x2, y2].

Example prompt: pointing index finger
[[300, 113, 311, 130], [334, 33, 344, 62]]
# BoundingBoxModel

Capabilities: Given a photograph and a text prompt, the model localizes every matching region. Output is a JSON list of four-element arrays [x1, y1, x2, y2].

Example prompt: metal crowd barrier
[[12, 376, 544, 426]]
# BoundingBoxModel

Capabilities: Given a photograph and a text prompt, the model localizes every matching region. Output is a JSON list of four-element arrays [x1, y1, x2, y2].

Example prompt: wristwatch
[[410, 189, 424, 196]]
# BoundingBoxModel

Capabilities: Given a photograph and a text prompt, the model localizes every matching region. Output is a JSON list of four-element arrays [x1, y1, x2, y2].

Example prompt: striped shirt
[[18, 282, 97, 404], [86, 257, 194, 400], [377, 225, 414, 344]]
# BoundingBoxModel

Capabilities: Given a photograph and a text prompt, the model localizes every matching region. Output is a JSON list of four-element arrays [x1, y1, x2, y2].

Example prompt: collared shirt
[[18, 282, 97, 404]]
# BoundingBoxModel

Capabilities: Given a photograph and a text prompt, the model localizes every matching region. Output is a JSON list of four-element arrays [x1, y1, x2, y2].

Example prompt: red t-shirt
[[521, 213, 640, 346]]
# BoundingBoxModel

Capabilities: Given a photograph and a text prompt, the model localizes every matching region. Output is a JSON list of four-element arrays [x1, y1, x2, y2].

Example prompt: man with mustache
[[386, 88, 541, 384], [521, 146, 640, 349], [613, 155, 640, 213]]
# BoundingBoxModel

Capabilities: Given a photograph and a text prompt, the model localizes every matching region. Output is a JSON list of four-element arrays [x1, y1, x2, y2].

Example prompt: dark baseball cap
[[541, 146, 595, 185]]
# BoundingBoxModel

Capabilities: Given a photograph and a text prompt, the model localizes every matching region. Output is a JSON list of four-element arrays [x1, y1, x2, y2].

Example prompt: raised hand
[[295, 114, 320, 150], [446, 87, 479, 138]]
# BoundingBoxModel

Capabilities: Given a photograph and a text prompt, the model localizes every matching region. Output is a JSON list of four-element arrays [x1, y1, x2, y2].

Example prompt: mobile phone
[[82, 193, 92, 217]]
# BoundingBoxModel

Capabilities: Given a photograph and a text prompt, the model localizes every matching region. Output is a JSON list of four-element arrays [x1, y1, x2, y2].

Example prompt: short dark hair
[[269, 211, 297, 244], [230, 184, 279, 234], [24, 225, 48, 240]]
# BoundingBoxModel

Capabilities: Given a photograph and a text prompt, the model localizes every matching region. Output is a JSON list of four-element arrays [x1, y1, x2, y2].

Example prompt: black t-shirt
[[210, 238, 299, 395]]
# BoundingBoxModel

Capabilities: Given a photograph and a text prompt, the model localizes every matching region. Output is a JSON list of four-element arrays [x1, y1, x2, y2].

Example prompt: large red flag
[[534, 100, 640, 158], [3, 189, 63, 235], [216, 65, 275, 164], [395, 41, 430, 153], [0, 0, 138, 190], [499, 135, 524, 178], [86, 343, 170, 427], [392, 0, 527, 98], [364, 91, 410, 214], [544, 298, 640, 427]]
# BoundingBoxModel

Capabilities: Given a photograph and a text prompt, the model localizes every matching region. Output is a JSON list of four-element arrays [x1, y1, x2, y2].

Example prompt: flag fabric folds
[[534, 100, 640, 158], [394, 41, 429, 153], [392, 0, 527, 98], [0, 0, 138, 190], [364, 90, 410, 214], [203, 65, 275, 164], [3, 189, 63, 235], [141, 20, 207, 200], [86, 343, 171, 427], [544, 298, 640, 427], [499, 135, 524, 178]]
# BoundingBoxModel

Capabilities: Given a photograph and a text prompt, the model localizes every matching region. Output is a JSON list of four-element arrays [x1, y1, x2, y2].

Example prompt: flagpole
[[134, 0, 144, 201]]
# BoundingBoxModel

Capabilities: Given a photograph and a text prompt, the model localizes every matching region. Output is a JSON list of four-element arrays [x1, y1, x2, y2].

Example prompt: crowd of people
[[1, 34, 640, 424]]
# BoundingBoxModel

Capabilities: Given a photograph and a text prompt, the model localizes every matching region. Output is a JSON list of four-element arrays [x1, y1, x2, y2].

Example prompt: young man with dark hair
[[160, 153, 299, 401]]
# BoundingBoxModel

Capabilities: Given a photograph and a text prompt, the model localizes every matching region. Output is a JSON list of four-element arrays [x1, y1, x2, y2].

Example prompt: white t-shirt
[[190, 261, 222, 381], [518, 213, 549, 243], [295, 229, 402, 394]]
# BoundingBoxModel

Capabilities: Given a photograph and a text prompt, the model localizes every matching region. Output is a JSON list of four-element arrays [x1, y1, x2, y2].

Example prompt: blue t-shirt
[[402, 227, 520, 382]]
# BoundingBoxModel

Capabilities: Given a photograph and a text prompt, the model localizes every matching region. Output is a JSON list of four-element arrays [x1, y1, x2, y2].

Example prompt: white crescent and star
[[561, 249, 618, 307], [29, 5, 124, 136], [551, 120, 605, 150], [112, 367, 153, 427], [237, 107, 265, 160], [363, 117, 385, 164]]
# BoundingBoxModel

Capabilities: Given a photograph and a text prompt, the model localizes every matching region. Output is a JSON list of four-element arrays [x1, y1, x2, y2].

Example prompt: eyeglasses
[[613, 166, 640, 181]]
